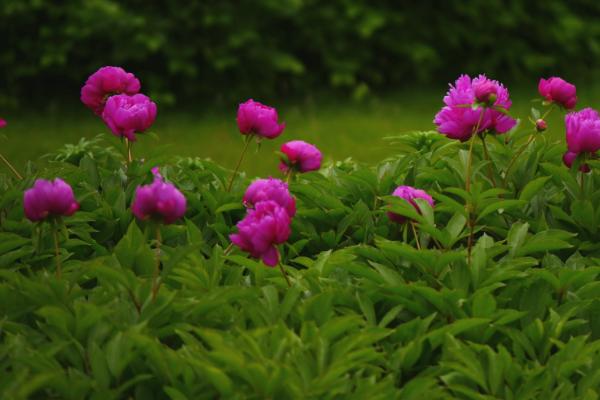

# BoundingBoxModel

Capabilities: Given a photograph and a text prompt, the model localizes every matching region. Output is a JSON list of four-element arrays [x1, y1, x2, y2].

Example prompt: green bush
[[2, 100, 600, 397], [3, 0, 600, 105]]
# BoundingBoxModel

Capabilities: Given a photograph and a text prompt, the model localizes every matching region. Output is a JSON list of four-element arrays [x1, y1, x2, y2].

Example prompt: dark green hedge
[[2, 0, 600, 105]]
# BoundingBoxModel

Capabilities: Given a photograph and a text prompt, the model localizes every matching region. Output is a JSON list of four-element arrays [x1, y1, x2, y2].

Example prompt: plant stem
[[503, 134, 535, 187], [480, 135, 497, 187], [465, 108, 485, 193], [278, 261, 292, 287], [52, 226, 62, 278], [125, 138, 133, 164], [285, 169, 293, 184], [467, 219, 475, 262], [410, 221, 421, 250], [152, 225, 162, 301], [224, 242, 234, 255], [0, 153, 23, 180], [227, 135, 253, 192]]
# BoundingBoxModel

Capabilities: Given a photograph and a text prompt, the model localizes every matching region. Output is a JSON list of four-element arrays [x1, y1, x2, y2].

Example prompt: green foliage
[[2, 117, 600, 398], [3, 0, 600, 105]]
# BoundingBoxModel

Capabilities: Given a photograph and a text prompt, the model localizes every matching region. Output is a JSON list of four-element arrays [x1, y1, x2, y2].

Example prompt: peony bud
[[131, 168, 187, 224], [279, 140, 322, 173], [535, 119, 547, 132], [236, 99, 285, 139], [565, 108, 600, 154], [24, 178, 79, 222], [387, 185, 434, 224], [538, 77, 577, 110], [102, 93, 157, 141]]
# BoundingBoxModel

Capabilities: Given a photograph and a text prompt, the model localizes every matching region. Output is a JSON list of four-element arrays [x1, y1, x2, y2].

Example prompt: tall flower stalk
[[0, 119, 23, 180], [131, 167, 187, 300], [228, 99, 285, 192], [23, 178, 80, 277]]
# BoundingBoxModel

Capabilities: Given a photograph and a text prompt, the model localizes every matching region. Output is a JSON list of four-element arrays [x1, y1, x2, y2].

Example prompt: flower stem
[[224, 242, 234, 256], [503, 134, 535, 187], [285, 169, 293, 184], [465, 108, 484, 264], [410, 221, 421, 250], [0, 153, 23, 180], [480, 134, 497, 187], [152, 225, 162, 301], [52, 226, 62, 278], [278, 261, 292, 288], [125, 138, 133, 165], [227, 135, 253, 192], [465, 109, 485, 193]]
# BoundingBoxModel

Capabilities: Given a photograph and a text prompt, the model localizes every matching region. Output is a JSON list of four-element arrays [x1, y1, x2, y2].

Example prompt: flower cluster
[[24, 167, 186, 226], [434, 74, 517, 141], [81, 66, 156, 141], [231, 178, 294, 266]]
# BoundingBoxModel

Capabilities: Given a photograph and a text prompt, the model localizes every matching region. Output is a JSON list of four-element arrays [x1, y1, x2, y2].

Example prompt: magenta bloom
[[434, 74, 517, 141], [388, 185, 434, 224], [538, 77, 577, 110], [131, 168, 186, 224], [81, 66, 141, 115], [279, 140, 322, 173], [102, 94, 157, 141], [473, 80, 498, 104], [565, 108, 600, 154], [230, 200, 291, 266], [244, 178, 296, 217], [0, 118, 6, 128], [236, 99, 285, 139], [562, 151, 591, 173], [23, 178, 80, 222]]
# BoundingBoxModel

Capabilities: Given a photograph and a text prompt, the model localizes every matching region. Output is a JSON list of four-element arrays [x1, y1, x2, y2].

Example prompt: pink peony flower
[[102, 94, 157, 141], [562, 151, 591, 172], [538, 77, 577, 110], [279, 140, 322, 173], [236, 99, 285, 139], [131, 167, 187, 224], [473, 80, 498, 105], [81, 66, 141, 115], [244, 178, 296, 217], [387, 185, 434, 224], [230, 200, 291, 266], [434, 74, 517, 141], [565, 108, 600, 154], [0, 118, 6, 128], [23, 178, 80, 222]]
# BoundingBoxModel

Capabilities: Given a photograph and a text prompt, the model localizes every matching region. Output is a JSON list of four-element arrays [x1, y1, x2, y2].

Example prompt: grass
[[2, 84, 597, 178]]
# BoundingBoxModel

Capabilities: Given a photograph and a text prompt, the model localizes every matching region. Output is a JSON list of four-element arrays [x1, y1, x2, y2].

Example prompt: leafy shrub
[[3, 0, 600, 105], [2, 93, 600, 399]]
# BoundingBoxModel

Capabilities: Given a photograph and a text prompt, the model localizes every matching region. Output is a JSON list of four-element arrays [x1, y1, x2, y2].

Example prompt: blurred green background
[[2, 0, 600, 176]]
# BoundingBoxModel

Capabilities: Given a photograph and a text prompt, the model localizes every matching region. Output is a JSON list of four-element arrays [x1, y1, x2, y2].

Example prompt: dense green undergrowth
[[1, 125, 600, 399]]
